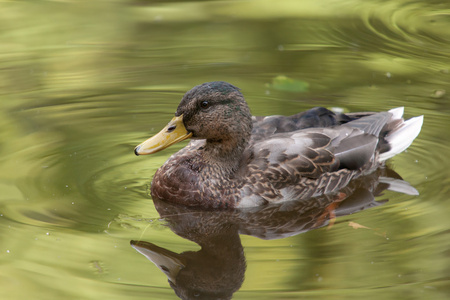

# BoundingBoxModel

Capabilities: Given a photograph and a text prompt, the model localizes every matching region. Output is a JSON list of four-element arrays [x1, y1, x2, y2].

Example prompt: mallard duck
[[135, 81, 423, 209]]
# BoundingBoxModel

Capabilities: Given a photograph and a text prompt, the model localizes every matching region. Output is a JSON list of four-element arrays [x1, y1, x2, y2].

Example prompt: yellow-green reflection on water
[[1, 0, 449, 299]]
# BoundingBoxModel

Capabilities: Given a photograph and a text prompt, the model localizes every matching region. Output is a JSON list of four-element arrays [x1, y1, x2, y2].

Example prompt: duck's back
[[251, 107, 360, 142], [236, 108, 423, 207]]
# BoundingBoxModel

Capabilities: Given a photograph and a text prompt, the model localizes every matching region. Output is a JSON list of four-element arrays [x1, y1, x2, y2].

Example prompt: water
[[1, 1, 449, 299]]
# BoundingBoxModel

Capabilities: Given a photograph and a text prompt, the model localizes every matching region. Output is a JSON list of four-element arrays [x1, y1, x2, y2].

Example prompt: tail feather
[[379, 114, 424, 161], [388, 107, 404, 119]]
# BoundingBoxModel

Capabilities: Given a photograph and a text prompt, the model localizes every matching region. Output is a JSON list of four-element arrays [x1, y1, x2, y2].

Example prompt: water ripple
[[330, 1, 450, 59]]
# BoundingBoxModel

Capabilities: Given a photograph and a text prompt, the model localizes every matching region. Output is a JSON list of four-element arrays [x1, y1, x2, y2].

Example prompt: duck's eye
[[200, 100, 209, 109]]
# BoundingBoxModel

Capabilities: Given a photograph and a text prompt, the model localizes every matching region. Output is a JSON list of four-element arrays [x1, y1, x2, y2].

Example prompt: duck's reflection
[[131, 167, 417, 300], [131, 220, 244, 299]]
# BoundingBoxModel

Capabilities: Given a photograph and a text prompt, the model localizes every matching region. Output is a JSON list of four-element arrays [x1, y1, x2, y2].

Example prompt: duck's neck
[[203, 135, 249, 176]]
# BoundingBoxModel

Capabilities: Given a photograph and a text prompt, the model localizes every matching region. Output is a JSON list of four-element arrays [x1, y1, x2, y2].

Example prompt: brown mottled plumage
[[135, 81, 423, 209]]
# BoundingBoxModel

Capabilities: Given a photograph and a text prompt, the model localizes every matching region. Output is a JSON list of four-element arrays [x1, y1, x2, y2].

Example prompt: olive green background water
[[1, 0, 449, 299]]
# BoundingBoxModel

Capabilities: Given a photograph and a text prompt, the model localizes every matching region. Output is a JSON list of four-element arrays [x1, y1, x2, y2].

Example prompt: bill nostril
[[167, 125, 176, 133]]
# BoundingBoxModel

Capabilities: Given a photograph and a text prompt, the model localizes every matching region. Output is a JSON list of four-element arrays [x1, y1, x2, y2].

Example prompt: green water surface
[[1, 1, 449, 299]]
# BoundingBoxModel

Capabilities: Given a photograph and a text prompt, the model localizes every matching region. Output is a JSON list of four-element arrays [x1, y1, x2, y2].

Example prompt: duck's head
[[135, 81, 253, 156]]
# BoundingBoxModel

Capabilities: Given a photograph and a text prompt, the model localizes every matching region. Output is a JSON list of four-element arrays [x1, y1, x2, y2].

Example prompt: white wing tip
[[388, 107, 404, 119], [379, 114, 424, 161]]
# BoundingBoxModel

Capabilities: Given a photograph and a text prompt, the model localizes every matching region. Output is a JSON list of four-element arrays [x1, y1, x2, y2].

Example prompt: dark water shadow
[[131, 167, 417, 300]]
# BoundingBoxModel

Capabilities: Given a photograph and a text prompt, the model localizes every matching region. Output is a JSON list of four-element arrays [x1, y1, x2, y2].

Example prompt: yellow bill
[[134, 115, 192, 155]]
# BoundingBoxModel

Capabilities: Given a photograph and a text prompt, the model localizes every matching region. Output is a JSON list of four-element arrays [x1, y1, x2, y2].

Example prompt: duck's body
[[135, 81, 423, 209]]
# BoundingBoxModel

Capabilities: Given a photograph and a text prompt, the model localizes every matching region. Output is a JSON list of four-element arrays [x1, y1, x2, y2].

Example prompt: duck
[[134, 81, 423, 209]]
